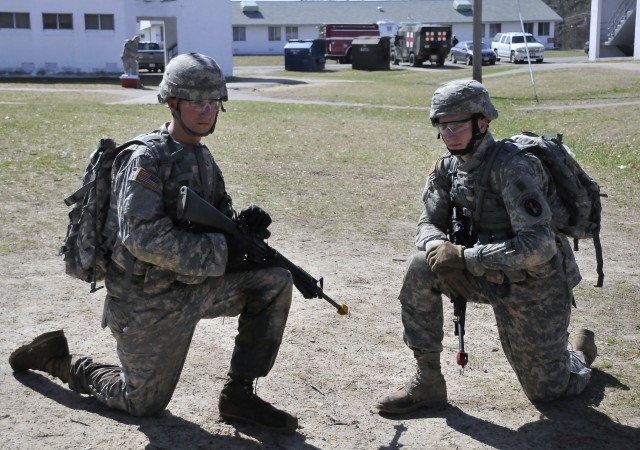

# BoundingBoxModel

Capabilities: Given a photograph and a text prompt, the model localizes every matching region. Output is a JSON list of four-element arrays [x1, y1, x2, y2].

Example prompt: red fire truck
[[319, 23, 380, 63]]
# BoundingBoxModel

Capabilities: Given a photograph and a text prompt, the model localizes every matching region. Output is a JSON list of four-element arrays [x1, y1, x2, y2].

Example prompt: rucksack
[[505, 131, 606, 287], [59, 134, 173, 292]]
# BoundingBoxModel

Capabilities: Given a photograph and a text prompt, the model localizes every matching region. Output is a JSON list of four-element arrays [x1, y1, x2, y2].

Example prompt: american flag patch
[[133, 167, 162, 193]]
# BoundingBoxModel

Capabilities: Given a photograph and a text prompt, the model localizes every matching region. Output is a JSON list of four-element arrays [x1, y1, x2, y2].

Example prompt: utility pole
[[472, 0, 482, 82]]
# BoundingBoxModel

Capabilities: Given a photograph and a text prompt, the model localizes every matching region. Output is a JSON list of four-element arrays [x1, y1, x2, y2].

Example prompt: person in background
[[121, 35, 141, 76]]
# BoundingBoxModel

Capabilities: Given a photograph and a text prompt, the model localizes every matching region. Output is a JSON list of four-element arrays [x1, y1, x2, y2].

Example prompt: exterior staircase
[[605, 0, 636, 55]]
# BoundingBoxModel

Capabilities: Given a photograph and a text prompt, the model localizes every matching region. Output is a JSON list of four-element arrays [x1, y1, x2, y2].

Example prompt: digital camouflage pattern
[[158, 53, 228, 103], [65, 124, 293, 416], [401, 131, 591, 402], [429, 79, 499, 123], [121, 36, 139, 76]]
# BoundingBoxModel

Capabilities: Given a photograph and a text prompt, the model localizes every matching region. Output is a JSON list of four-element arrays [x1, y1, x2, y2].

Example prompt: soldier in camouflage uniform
[[121, 35, 140, 76], [376, 80, 598, 414], [9, 53, 298, 431]]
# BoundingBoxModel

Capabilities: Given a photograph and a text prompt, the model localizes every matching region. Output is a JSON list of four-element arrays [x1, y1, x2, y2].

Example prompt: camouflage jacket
[[121, 40, 138, 59], [107, 123, 232, 296], [417, 131, 581, 286]]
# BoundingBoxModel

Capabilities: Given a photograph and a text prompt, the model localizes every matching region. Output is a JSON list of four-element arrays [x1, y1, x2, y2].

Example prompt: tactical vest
[[448, 142, 521, 245], [158, 137, 233, 225]]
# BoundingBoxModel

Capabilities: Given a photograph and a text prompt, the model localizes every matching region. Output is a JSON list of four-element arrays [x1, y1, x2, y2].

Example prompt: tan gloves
[[427, 242, 471, 298], [436, 268, 474, 299], [426, 242, 466, 271]]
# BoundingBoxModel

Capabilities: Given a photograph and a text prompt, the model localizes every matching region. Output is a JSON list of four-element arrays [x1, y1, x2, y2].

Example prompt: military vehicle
[[391, 24, 452, 67]]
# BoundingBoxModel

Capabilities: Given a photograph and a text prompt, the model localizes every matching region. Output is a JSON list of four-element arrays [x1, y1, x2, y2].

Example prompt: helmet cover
[[158, 53, 228, 103], [430, 79, 498, 123]]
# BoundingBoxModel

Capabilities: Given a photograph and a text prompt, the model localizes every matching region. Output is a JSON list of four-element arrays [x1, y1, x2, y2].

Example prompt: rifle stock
[[177, 186, 349, 316]]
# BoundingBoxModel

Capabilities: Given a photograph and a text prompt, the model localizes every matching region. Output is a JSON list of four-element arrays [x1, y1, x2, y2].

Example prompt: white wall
[[237, 25, 378, 56], [0, 0, 233, 76], [232, 25, 321, 55]]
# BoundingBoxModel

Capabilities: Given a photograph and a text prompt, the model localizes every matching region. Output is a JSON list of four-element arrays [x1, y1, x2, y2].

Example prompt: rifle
[[177, 186, 349, 316], [449, 206, 470, 369]]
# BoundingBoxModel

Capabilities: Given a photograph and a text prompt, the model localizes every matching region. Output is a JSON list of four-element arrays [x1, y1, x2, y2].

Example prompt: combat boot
[[9, 330, 72, 383], [571, 328, 597, 366], [376, 351, 447, 414], [218, 377, 298, 431]]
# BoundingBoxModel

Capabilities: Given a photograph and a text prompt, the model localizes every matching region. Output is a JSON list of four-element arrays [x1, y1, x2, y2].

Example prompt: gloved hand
[[225, 234, 253, 269], [426, 242, 466, 272], [436, 268, 474, 299], [238, 205, 272, 234]]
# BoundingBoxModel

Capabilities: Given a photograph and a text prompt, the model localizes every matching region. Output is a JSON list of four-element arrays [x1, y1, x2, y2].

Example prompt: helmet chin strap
[[447, 119, 487, 157], [172, 100, 219, 137]]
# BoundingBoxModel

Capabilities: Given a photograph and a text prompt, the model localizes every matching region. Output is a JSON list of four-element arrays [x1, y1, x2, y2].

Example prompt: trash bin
[[284, 39, 326, 72], [351, 36, 391, 71]]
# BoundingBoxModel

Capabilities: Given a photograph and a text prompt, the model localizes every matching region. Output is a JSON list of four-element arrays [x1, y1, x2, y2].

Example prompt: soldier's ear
[[479, 117, 490, 132]]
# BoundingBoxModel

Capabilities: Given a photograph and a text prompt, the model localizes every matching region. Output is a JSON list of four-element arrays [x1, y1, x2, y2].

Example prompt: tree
[[544, 0, 591, 49]]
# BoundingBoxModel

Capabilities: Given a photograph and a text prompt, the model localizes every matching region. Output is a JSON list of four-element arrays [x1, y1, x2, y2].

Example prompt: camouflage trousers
[[67, 266, 293, 416], [121, 56, 138, 76], [399, 252, 591, 402]]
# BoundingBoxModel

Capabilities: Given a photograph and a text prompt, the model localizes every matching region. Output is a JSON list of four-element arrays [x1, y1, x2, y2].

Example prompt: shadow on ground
[[14, 372, 319, 450], [377, 369, 639, 450]]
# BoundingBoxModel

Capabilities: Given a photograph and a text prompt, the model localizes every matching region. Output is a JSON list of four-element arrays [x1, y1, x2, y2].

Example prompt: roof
[[231, 0, 562, 26]]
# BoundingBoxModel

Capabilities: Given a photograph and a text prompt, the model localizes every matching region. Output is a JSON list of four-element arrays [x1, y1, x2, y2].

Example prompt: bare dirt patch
[[1, 204, 638, 449]]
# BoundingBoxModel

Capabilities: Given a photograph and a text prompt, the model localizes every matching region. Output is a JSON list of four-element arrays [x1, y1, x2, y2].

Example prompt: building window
[[85, 14, 114, 30], [538, 22, 550, 36], [233, 26, 246, 42], [285, 26, 298, 41], [489, 23, 501, 37], [43, 13, 73, 30], [268, 26, 281, 41], [0, 12, 30, 29], [523, 22, 534, 34]]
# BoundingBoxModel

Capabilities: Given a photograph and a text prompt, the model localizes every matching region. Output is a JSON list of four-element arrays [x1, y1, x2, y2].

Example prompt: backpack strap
[[592, 228, 604, 287], [472, 140, 511, 233], [131, 131, 186, 179], [108, 133, 185, 299], [64, 177, 94, 206]]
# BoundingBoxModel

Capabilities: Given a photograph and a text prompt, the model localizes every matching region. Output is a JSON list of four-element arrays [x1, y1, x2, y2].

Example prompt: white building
[[1, 0, 636, 76], [0, 0, 233, 76]]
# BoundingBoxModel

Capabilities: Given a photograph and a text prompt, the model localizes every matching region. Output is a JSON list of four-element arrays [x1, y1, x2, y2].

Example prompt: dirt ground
[[1, 69, 639, 449]]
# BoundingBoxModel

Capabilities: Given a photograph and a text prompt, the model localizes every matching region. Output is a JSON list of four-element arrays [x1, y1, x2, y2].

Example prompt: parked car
[[137, 41, 165, 72], [491, 32, 544, 63], [450, 41, 496, 65]]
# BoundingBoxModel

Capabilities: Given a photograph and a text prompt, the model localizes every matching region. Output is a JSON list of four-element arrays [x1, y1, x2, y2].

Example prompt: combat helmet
[[158, 52, 228, 104], [430, 79, 498, 125]]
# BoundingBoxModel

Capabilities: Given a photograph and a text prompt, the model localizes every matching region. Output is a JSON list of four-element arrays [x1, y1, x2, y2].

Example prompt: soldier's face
[[437, 114, 474, 151], [174, 98, 220, 134], [437, 114, 489, 154]]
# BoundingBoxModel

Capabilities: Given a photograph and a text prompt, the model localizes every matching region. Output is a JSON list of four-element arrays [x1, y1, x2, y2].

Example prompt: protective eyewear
[[434, 117, 474, 135], [183, 99, 223, 113]]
